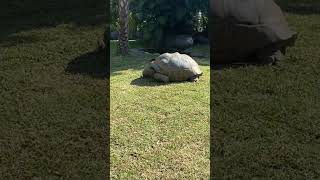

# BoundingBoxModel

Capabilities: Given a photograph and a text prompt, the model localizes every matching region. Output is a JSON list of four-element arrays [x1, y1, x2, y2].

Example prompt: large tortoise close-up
[[210, 0, 298, 64], [143, 52, 203, 83]]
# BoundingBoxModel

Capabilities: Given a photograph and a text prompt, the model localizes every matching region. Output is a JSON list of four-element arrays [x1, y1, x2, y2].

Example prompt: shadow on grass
[[130, 77, 167, 87], [130, 77, 195, 87], [65, 49, 108, 79]]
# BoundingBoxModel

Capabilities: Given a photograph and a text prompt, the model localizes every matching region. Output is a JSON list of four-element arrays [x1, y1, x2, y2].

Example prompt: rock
[[193, 34, 209, 44], [164, 35, 194, 50]]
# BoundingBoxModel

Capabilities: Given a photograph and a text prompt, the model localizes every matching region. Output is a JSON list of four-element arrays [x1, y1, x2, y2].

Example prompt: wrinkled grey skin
[[143, 52, 203, 83]]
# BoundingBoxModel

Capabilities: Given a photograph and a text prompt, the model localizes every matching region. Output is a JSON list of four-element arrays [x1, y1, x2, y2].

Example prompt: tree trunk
[[118, 0, 129, 55]]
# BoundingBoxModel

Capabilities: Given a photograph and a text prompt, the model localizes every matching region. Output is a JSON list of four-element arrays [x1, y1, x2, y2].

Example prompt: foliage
[[110, 0, 118, 31], [110, 0, 208, 44], [110, 0, 139, 39], [129, 0, 208, 47]]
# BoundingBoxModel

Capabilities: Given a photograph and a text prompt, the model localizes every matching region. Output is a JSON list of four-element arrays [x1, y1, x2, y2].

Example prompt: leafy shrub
[[129, 0, 208, 48]]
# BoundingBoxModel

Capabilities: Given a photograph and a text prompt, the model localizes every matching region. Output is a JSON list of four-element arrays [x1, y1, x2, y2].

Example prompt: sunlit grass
[[110, 42, 210, 179]]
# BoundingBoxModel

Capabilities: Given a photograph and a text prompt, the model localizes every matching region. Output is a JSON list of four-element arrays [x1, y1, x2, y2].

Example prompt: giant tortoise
[[143, 52, 203, 83], [210, 0, 298, 64]]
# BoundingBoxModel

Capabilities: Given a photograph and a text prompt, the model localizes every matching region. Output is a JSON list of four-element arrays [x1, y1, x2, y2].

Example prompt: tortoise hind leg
[[154, 73, 169, 83], [273, 50, 284, 62]]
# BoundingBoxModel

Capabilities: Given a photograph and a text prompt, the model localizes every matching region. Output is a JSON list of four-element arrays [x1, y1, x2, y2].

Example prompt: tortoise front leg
[[153, 73, 169, 83], [150, 63, 161, 73], [257, 49, 284, 65], [142, 63, 155, 78]]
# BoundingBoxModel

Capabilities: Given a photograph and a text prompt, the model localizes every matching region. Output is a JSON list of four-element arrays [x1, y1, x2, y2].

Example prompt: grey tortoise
[[142, 52, 203, 83]]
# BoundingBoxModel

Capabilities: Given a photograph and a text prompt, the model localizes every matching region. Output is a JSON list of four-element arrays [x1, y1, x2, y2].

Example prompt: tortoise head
[[142, 61, 156, 78]]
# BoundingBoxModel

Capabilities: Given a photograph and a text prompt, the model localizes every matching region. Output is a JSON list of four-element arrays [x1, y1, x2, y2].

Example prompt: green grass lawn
[[0, 1, 108, 179], [110, 43, 210, 179], [211, 12, 320, 179]]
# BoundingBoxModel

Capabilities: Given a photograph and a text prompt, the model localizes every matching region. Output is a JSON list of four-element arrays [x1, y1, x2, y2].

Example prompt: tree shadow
[[280, 3, 320, 15], [195, 57, 210, 67], [0, 34, 40, 47], [65, 49, 108, 79], [0, 0, 106, 44]]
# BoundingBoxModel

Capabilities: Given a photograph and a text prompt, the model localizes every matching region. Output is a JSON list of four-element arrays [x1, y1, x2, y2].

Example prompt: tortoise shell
[[210, 0, 298, 63], [144, 52, 202, 82]]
